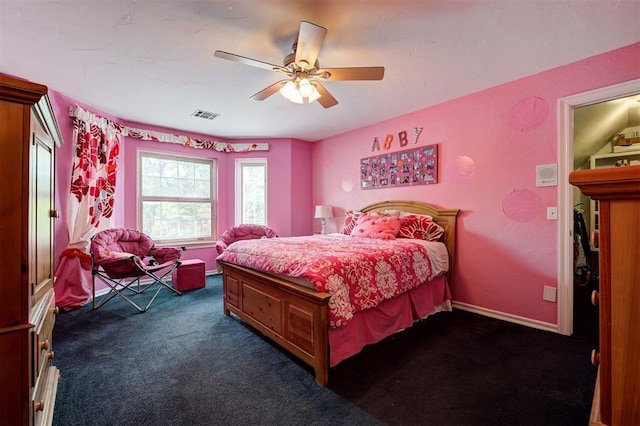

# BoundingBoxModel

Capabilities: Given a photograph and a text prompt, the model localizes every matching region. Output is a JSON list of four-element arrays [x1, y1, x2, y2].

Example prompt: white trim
[[557, 79, 640, 336], [235, 158, 268, 226], [137, 149, 218, 243], [452, 301, 558, 333]]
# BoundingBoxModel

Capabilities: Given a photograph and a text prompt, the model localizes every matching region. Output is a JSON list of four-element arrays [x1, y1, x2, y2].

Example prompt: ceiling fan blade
[[315, 66, 385, 81], [314, 82, 338, 108], [250, 80, 288, 101], [214, 50, 289, 74], [295, 21, 327, 69]]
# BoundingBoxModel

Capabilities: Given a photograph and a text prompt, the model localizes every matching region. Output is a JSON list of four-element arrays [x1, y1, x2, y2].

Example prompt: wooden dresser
[[569, 165, 640, 426], [0, 75, 62, 425]]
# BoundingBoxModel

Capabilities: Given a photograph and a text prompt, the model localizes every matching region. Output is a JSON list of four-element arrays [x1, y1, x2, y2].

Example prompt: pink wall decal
[[445, 156, 476, 183], [501, 189, 542, 222], [508, 96, 550, 132], [341, 175, 356, 193]]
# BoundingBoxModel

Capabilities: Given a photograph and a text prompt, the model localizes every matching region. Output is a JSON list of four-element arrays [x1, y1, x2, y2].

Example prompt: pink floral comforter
[[216, 235, 436, 328]]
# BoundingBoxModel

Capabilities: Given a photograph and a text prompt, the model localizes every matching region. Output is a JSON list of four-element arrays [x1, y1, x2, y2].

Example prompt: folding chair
[[215, 224, 278, 255], [90, 228, 184, 313]]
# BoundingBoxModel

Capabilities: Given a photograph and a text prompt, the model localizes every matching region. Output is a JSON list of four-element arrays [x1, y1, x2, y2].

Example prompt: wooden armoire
[[569, 165, 640, 426], [0, 75, 62, 425]]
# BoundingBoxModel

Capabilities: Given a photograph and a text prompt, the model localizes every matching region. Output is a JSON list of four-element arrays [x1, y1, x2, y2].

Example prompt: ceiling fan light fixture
[[298, 78, 314, 97], [289, 90, 304, 104], [279, 77, 321, 104], [279, 80, 297, 100], [308, 84, 322, 103]]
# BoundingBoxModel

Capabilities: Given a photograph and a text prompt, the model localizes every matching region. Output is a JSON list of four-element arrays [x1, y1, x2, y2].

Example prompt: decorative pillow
[[398, 214, 445, 242], [342, 211, 364, 235], [350, 215, 401, 240]]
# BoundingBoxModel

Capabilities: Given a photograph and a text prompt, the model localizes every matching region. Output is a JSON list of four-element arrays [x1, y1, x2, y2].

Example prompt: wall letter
[[399, 130, 408, 147], [383, 134, 393, 150], [371, 137, 380, 152]]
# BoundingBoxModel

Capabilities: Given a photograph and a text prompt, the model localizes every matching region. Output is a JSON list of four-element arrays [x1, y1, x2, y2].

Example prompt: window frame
[[235, 158, 268, 226], [137, 149, 217, 248]]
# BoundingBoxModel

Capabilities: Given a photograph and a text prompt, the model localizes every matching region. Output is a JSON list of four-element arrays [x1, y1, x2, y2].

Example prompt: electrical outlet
[[543, 286, 557, 302], [547, 207, 558, 220]]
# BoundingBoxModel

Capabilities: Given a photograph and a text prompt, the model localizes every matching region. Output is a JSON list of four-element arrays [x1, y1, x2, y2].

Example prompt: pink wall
[[312, 42, 640, 326], [49, 97, 314, 273], [290, 139, 314, 235], [214, 137, 312, 238]]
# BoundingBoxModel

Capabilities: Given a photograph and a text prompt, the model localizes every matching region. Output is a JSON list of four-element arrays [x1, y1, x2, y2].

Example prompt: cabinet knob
[[591, 290, 599, 306], [34, 401, 44, 412], [591, 349, 600, 366], [47, 351, 55, 360], [40, 340, 49, 350], [50, 209, 60, 218]]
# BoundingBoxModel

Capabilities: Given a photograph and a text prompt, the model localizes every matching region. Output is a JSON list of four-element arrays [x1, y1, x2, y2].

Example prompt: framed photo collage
[[360, 144, 438, 190]]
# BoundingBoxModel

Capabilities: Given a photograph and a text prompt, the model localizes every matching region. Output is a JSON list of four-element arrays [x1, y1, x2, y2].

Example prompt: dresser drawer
[[30, 288, 59, 426], [32, 365, 59, 426], [30, 289, 57, 385]]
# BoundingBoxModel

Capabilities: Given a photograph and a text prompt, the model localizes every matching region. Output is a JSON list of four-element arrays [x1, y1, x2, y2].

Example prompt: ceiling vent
[[191, 109, 219, 120]]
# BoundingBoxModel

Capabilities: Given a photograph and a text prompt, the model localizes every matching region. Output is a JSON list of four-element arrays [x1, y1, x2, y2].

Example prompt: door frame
[[557, 78, 640, 336]]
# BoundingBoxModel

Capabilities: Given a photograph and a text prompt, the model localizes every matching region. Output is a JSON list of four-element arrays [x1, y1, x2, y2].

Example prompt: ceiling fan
[[214, 21, 385, 108]]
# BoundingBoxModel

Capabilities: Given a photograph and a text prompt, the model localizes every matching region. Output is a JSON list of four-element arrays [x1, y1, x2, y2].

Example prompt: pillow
[[375, 209, 434, 220], [372, 209, 402, 217], [342, 211, 364, 235], [350, 215, 401, 240], [398, 214, 445, 242]]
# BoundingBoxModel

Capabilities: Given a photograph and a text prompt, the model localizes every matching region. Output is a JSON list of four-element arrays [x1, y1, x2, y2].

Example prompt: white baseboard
[[452, 301, 559, 334]]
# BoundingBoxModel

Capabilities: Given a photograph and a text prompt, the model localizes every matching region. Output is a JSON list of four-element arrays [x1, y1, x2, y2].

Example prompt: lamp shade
[[314, 205, 333, 219]]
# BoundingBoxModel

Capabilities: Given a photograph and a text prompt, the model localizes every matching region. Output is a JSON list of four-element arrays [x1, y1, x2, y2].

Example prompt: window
[[235, 159, 267, 225], [139, 151, 216, 245]]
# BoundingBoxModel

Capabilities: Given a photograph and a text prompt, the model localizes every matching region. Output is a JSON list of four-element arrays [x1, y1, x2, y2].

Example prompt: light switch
[[547, 207, 558, 220], [543, 286, 557, 302]]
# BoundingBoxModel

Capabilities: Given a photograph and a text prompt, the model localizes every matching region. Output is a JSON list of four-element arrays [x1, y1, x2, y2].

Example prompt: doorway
[[557, 79, 640, 336]]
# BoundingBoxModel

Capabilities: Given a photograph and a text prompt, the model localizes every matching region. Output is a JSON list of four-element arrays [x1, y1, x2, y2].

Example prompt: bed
[[216, 200, 459, 385]]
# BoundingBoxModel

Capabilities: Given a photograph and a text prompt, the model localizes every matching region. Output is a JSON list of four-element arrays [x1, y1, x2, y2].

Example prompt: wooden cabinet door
[[30, 112, 56, 306]]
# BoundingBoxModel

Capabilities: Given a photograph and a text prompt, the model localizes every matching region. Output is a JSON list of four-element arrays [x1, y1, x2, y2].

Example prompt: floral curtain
[[55, 106, 122, 310]]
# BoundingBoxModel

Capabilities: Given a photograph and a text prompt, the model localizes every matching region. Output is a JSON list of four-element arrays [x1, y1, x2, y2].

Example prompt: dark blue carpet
[[52, 275, 596, 425]]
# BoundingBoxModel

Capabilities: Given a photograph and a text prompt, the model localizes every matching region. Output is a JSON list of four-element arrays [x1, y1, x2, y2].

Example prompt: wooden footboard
[[218, 260, 331, 385]]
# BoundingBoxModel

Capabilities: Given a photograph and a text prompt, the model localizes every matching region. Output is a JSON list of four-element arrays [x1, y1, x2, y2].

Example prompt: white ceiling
[[1, 0, 639, 142]]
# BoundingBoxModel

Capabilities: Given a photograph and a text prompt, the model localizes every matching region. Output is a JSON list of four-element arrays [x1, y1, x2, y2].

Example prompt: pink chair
[[215, 224, 278, 255], [90, 228, 184, 313]]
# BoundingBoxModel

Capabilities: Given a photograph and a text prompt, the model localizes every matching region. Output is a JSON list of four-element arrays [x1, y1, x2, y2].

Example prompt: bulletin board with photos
[[360, 144, 438, 190]]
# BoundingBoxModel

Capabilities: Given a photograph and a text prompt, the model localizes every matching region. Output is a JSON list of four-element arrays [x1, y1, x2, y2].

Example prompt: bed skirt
[[328, 275, 451, 367]]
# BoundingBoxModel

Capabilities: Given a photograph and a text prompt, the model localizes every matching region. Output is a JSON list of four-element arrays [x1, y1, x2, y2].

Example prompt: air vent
[[191, 109, 219, 120]]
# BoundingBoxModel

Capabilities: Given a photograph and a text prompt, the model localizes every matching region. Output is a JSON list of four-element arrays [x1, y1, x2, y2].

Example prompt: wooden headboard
[[360, 200, 460, 287]]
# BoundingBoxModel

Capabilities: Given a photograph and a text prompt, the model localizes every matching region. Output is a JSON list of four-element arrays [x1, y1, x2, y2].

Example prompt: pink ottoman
[[171, 259, 206, 291]]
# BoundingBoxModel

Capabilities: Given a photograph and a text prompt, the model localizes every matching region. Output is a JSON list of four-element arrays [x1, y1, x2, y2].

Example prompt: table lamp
[[314, 205, 333, 235]]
